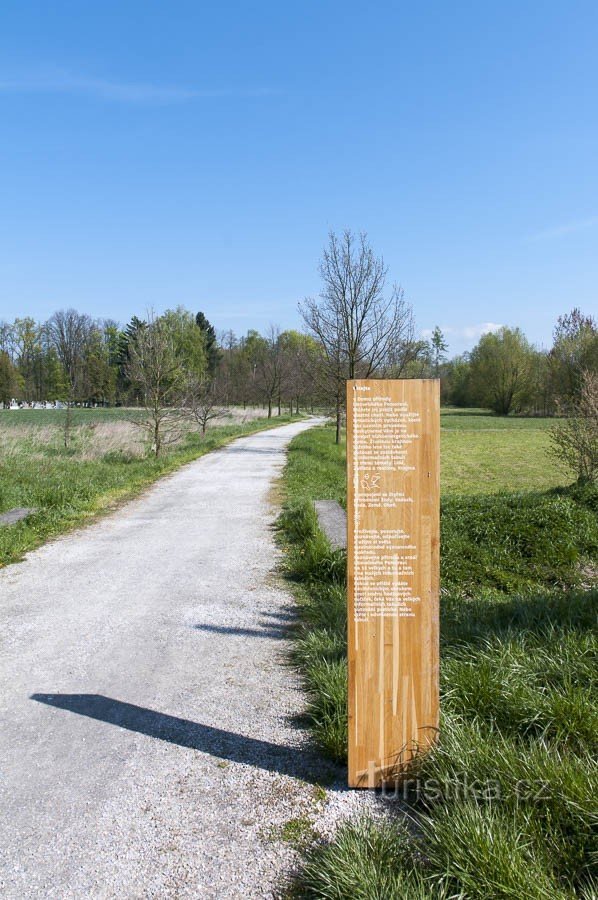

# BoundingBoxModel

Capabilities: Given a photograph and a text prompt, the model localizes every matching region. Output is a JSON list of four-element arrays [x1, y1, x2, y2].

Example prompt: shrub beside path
[[0, 418, 372, 898]]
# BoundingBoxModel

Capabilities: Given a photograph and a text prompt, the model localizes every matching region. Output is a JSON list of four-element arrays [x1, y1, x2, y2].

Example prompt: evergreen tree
[[117, 316, 146, 402], [431, 326, 448, 377], [195, 311, 221, 377]]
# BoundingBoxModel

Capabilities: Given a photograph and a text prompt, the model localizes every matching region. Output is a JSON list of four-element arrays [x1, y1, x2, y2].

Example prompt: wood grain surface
[[346, 379, 440, 788]]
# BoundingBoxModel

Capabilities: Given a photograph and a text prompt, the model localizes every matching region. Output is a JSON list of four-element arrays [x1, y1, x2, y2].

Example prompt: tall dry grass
[[0, 406, 272, 463]]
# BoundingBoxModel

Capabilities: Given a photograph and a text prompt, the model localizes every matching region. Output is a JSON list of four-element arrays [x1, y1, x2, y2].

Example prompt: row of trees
[[125, 315, 327, 456], [297, 232, 597, 437], [0, 308, 325, 414], [439, 311, 598, 416], [0, 240, 418, 428], [1, 230, 596, 447], [0, 308, 211, 408]]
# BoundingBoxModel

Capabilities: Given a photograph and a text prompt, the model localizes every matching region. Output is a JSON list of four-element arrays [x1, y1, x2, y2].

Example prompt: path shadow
[[224, 446, 282, 455], [31, 693, 334, 783], [193, 623, 287, 639], [194, 610, 297, 641], [441, 587, 598, 650], [262, 610, 296, 622]]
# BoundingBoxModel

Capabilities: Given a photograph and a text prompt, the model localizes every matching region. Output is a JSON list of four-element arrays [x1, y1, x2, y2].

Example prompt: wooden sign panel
[[347, 379, 440, 788]]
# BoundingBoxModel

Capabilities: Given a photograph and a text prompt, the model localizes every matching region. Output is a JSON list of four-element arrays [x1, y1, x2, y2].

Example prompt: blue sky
[[0, 1, 596, 355]]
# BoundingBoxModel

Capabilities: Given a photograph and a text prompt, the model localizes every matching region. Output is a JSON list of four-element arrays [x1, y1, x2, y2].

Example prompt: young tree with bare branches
[[185, 376, 226, 434], [255, 325, 285, 418], [299, 230, 416, 442], [47, 308, 96, 445], [126, 313, 189, 457]]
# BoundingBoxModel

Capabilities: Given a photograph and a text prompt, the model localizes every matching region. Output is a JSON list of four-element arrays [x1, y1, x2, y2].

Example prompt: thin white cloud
[[422, 323, 503, 341], [0, 69, 279, 103], [526, 216, 598, 242]]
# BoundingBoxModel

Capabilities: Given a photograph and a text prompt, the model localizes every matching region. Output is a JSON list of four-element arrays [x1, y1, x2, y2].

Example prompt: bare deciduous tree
[[126, 313, 188, 457], [47, 309, 95, 446], [256, 325, 284, 418], [185, 376, 226, 434], [300, 230, 415, 442], [279, 330, 320, 414], [47, 309, 94, 389]]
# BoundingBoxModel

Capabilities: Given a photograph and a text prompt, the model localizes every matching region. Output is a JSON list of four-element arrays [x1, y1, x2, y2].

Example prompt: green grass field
[[441, 409, 563, 495], [0, 408, 298, 568], [284, 409, 566, 501], [279, 414, 597, 899], [0, 407, 143, 425]]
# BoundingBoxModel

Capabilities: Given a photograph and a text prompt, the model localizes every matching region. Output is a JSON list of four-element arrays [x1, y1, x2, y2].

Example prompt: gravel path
[[0, 419, 377, 899]]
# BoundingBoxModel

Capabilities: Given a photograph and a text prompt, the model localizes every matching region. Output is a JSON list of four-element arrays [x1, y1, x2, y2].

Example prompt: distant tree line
[[0, 307, 326, 415], [1, 232, 596, 429], [436, 309, 598, 416]]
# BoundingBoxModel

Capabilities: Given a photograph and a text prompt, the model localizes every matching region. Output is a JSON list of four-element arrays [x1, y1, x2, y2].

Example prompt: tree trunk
[[277, 393, 281, 416], [335, 392, 341, 444], [267, 398, 272, 418]]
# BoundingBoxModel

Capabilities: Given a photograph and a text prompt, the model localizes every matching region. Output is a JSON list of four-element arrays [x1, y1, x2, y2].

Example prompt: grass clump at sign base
[[298, 817, 434, 900], [279, 422, 598, 899]]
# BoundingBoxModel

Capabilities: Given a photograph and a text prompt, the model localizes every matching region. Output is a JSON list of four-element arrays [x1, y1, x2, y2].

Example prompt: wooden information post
[[347, 379, 440, 788]]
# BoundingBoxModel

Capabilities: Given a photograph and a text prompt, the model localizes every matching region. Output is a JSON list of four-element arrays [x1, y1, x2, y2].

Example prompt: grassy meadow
[[279, 411, 597, 899], [0, 406, 296, 567], [441, 409, 565, 495]]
